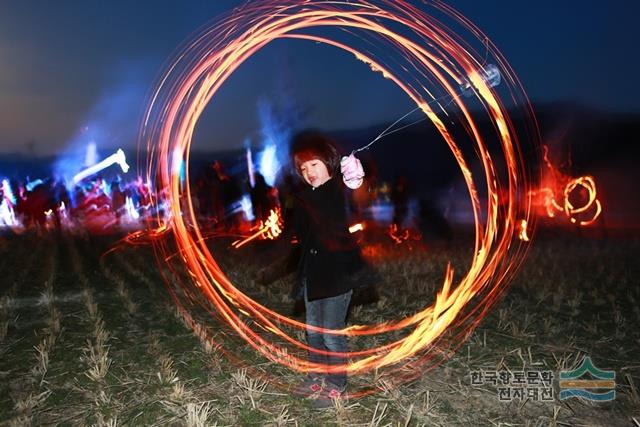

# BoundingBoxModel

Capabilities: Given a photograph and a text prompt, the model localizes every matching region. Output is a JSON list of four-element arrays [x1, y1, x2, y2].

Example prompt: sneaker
[[292, 376, 323, 398], [311, 382, 346, 409]]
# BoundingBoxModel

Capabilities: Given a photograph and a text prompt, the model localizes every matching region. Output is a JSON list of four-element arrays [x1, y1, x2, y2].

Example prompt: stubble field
[[0, 228, 638, 426]]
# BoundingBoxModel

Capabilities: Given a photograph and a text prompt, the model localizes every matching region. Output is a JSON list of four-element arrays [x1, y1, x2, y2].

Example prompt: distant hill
[[1, 103, 638, 226]]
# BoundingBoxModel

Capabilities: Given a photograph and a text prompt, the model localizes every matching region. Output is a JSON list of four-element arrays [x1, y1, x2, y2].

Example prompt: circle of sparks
[[140, 0, 538, 387]]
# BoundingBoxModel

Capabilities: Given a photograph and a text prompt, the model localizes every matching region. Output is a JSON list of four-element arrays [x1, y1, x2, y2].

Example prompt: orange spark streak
[[232, 209, 283, 248], [518, 219, 530, 241], [388, 223, 410, 244], [349, 222, 364, 233]]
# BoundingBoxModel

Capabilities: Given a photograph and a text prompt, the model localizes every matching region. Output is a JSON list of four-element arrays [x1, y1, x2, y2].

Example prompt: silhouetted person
[[24, 181, 54, 232], [418, 198, 453, 244], [111, 180, 126, 226], [390, 174, 409, 229], [51, 178, 70, 230], [250, 172, 274, 223], [277, 172, 299, 234], [195, 176, 210, 221], [210, 161, 228, 229]]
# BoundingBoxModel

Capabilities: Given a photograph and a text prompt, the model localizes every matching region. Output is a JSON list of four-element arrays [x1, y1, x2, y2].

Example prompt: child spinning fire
[[289, 131, 366, 408]]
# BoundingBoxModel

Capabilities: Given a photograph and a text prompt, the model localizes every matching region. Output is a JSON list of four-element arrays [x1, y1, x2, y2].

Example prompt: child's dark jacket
[[293, 178, 364, 301]]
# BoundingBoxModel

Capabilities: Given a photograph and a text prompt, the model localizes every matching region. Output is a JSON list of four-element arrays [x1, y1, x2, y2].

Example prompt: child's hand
[[340, 154, 364, 189]]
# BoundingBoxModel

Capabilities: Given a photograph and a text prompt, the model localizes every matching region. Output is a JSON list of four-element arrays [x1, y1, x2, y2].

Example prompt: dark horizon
[[1, 100, 637, 159]]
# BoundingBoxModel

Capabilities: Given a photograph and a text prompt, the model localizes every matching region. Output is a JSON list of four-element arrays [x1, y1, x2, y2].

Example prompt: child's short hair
[[290, 130, 341, 178]]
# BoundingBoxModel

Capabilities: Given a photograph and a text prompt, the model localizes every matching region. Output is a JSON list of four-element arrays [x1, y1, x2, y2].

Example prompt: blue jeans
[[304, 282, 352, 389]]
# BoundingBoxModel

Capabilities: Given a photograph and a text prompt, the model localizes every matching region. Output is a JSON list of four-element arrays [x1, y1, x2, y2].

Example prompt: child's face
[[299, 158, 331, 188]]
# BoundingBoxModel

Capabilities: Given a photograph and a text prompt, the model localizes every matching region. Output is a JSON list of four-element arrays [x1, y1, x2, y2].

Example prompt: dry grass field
[[0, 228, 638, 426]]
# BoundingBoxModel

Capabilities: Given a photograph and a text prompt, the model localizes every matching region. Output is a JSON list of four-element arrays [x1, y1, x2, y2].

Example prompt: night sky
[[0, 0, 638, 155]]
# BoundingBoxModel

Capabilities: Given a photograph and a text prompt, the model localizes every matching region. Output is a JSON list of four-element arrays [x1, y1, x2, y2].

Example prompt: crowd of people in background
[[0, 173, 155, 234], [1, 158, 453, 245], [0, 158, 287, 235]]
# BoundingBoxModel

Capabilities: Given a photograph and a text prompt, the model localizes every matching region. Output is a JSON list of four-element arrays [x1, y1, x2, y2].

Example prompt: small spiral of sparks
[[529, 145, 602, 227], [139, 0, 538, 391]]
